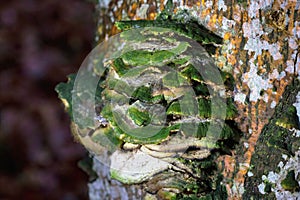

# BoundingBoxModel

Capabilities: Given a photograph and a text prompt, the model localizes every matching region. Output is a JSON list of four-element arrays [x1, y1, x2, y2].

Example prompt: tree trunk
[[86, 0, 300, 199]]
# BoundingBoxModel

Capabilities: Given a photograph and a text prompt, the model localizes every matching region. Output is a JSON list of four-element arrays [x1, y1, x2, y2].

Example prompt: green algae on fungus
[[115, 0, 222, 55], [55, 4, 241, 197]]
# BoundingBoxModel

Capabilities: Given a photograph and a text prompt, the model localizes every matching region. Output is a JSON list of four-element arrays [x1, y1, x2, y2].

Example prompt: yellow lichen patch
[[227, 54, 237, 66], [149, 12, 156, 20], [208, 14, 218, 28], [217, 14, 223, 24], [242, 11, 248, 24], [159, 0, 165, 11], [111, 25, 120, 36], [201, 0, 205, 7], [201, 8, 211, 18], [128, 2, 138, 19], [257, 55, 264, 68], [223, 32, 231, 41]]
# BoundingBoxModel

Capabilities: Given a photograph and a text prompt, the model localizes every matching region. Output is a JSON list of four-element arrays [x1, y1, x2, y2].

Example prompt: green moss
[[106, 79, 133, 96], [55, 74, 76, 118], [55, 73, 101, 128], [128, 107, 151, 126], [131, 86, 152, 102], [77, 156, 98, 182], [91, 126, 121, 152], [167, 101, 181, 115], [275, 105, 299, 129], [225, 98, 238, 120], [163, 71, 188, 88], [112, 57, 129, 76], [158, 191, 177, 200], [102, 89, 128, 105], [120, 30, 146, 42], [181, 64, 205, 82], [120, 42, 190, 66], [174, 160, 228, 200], [281, 170, 300, 192], [198, 98, 212, 118], [264, 182, 273, 193]]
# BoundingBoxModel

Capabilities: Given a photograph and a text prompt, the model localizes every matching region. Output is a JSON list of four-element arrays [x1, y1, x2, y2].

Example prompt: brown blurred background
[[0, 0, 96, 199]]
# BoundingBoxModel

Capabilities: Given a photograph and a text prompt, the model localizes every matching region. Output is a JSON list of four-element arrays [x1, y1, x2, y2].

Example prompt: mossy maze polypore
[[95, 29, 238, 146], [56, 27, 239, 198]]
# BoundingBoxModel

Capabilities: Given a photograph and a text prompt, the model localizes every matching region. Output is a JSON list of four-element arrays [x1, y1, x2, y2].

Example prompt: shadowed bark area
[[243, 79, 300, 199]]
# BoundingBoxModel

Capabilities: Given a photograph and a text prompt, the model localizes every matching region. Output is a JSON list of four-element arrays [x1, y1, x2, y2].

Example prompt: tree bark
[[87, 0, 299, 199]]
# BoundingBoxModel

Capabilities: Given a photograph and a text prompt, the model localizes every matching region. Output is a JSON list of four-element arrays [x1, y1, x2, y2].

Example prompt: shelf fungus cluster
[[56, 24, 241, 198]]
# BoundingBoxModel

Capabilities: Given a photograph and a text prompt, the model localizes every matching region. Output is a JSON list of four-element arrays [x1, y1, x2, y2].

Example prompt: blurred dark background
[[0, 0, 96, 199]]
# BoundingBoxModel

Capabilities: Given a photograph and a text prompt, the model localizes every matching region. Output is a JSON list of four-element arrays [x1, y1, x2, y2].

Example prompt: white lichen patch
[[244, 37, 265, 57], [242, 60, 272, 102], [293, 21, 300, 38], [257, 0, 274, 9], [263, 93, 270, 103], [270, 101, 276, 109], [248, 1, 260, 18], [249, 128, 253, 134], [278, 161, 284, 169], [278, 71, 286, 80], [270, 69, 279, 80], [268, 42, 282, 60], [136, 4, 149, 19], [295, 129, 300, 137], [282, 154, 288, 160], [243, 19, 264, 38], [247, 171, 254, 177], [285, 60, 294, 74], [242, 18, 283, 60], [218, 0, 227, 11], [293, 91, 300, 124], [243, 142, 249, 148], [288, 38, 298, 50], [273, 150, 300, 199], [262, 175, 267, 181], [221, 17, 236, 33], [98, 0, 110, 8], [110, 150, 170, 184], [234, 92, 246, 104], [267, 171, 280, 183], [205, 1, 213, 8], [297, 1, 300, 10], [244, 38, 282, 60], [289, 128, 300, 138], [258, 150, 300, 199], [258, 182, 266, 194]]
